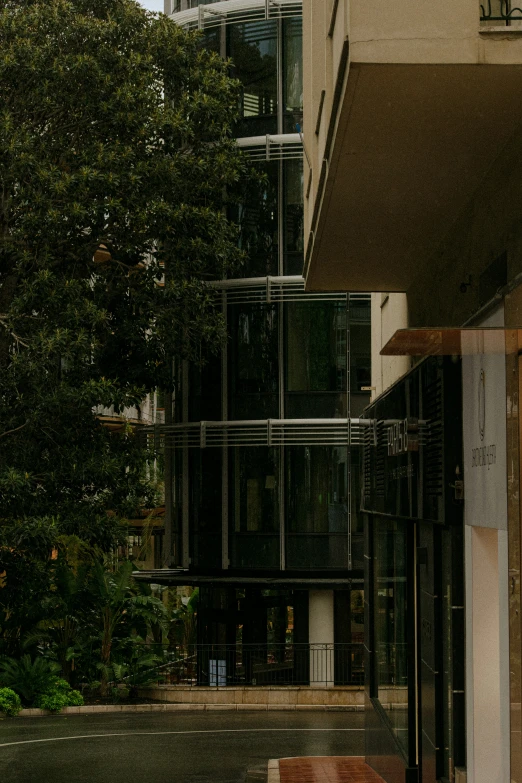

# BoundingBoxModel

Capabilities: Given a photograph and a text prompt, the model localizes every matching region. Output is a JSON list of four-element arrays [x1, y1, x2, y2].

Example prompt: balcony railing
[[147, 642, 364, 687], [480, 0, 522, 21], [142, 417, 374, 449], [171, 0, 302, 30]]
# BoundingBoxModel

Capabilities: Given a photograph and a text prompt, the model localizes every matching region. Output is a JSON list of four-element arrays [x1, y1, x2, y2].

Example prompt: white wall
[[309, 590, 334, 687], [465, 526, 510, 783], [371, 292, 409, 400], [463, 303, 510, 782]]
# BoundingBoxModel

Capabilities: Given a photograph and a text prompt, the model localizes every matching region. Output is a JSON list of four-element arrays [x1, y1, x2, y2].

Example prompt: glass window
[[374, 517, 409, 755], [228, 303, 279, 420], [189, 354, 221, 421], [189, 450, 222, 568], [228, 21, 278, 137], [283, 159, 304, 275], [231, 162, 278, 278], [283, 18, 303, 133], [229, 448, 280, 569], [285, 301, 346, 418], [286, 446, 348, 569]]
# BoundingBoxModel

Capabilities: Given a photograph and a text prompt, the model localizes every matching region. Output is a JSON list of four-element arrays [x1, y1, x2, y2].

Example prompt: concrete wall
[[303, 0, 522, 284], [138, 684, 365, 709], [308, 590, 334, 687], [370, 293, 409, 399], [407, 121, 522, 329], [465, 526, 510, 783]]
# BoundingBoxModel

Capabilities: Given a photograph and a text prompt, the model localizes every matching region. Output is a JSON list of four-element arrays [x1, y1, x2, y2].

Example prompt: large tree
[[0, 0, 243, 550]]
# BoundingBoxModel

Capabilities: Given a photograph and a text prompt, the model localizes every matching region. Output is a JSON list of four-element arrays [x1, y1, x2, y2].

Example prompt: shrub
[[0, 656, 61, 706], [67, 690, 84, 707], [0, 688, 22, 717], [51, 678, 71, 693], [36, 691, 68, 712], [36, 679, 84, 712]]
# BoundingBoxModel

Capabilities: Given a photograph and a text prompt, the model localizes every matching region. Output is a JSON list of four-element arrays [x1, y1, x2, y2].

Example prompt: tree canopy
[[0, 0, 244, 555]]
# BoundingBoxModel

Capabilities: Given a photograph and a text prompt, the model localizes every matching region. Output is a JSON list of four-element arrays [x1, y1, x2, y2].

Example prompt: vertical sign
[[462, 306, 507, 530]]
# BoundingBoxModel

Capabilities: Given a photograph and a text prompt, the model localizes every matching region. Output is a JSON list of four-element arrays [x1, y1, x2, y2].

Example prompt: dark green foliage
[[0, 687, 22, 716], [0, 655, 61, 706], [0, 0, 243, 578], [35, 680, 84, 712]]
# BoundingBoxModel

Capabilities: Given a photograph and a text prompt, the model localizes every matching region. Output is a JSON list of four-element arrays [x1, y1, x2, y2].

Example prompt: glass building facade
[[158, 0, 370, 683]]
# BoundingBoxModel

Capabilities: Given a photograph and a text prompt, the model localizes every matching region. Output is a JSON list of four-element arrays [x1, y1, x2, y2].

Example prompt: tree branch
[[0, 420, 29, 441]]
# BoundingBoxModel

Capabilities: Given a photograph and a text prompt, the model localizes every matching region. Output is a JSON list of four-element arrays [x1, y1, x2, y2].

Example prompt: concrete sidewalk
[[269, 757, 385, 783]]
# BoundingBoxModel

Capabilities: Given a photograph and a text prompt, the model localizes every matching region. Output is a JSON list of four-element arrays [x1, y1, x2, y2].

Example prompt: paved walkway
[[279, 756, 385, 783]]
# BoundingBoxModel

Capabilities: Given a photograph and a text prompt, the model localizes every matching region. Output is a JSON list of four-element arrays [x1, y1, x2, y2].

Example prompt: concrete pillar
[[308, 590, 334, 686], [465, 526, 510, 783]]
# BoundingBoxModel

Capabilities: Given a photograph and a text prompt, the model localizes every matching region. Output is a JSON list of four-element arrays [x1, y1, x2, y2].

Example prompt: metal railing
[[480, 0, 522, 22], [209, 276, 371, 309], [141, 417, 374, 449], [148, 642, 364, 686], [171, 0, 302, 30]]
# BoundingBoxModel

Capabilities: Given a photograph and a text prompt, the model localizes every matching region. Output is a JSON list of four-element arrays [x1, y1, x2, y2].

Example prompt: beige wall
[[370, 293, 409, 399], [465, 526, 510, 783], [407, 121, 522, 329], [309, 590, 334, 687], [303, 0, 522, 291]]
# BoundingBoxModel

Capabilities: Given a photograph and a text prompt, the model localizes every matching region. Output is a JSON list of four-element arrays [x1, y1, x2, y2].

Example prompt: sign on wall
[[362, 356, 462, 523], [462, 306, 507, 530]]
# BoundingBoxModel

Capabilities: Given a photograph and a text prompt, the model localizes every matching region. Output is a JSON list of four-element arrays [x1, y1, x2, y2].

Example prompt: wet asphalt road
[[0, 710, 365, 783]]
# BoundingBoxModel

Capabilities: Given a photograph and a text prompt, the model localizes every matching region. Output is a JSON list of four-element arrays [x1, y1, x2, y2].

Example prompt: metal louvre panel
[[170, 0, 302, 29], [208, 276, 371, 307], [237, 134, 303, 161], [142, 418, 373, 448]]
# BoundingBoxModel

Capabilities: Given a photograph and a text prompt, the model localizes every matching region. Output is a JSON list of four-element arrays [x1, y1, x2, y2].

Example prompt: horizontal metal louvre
[[142, 418, 374, 448], [171, 0, 302, 30], [209, 276, 371, 307], [237, 133, 302, 161]]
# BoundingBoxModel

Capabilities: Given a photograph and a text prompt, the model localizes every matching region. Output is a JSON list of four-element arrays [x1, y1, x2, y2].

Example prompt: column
[[308, 590, 334, 686]]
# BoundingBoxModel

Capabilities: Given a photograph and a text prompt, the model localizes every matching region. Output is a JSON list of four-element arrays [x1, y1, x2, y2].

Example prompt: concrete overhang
[[305, 62, 522, 292]]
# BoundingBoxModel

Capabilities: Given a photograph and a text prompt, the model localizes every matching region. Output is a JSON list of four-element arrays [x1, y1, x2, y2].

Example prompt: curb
[[13, 703, 364, 717], [267, 759, 280, 783]]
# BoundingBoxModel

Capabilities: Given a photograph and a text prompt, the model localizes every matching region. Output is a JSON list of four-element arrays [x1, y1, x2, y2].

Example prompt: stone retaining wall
[[137, 685, 364, 709]]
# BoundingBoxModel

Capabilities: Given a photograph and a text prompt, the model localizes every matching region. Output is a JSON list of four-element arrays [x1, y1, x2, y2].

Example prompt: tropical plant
[[0, 687, 22, 716], [86, 560, 167, 695], [110, 640, 162, 698], [170, 588, 199, 647], [22, 556, 93, 683], [0, 655, 61, 706]]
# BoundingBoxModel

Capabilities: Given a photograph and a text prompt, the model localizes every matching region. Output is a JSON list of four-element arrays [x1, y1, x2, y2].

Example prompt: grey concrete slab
[[0, 710, 365, 783]]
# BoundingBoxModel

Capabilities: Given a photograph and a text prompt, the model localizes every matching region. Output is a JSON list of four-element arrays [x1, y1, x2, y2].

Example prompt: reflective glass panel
[[230, 448, 280, 569], [283, 159, 304, 275], [286, 446, 348, 569], [189, 354, 221, 421], [228, 303, 279, 419], [228, 21, 277, 137], [189, 450, 222, 568], [374, 517, 409, 755], [285, 301, 346, 418], [230, 162, 278, 278], [283, 18, 303, 133]]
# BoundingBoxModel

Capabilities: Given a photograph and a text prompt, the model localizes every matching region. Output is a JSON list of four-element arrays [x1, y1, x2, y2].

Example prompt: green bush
[[67, 690, 84, 707], [51, 678, 71, 693], [36, 679, 84, 712], [0, 688, 22, 716], [36, 691, 68, 712], [0, 656, 61, 706]]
